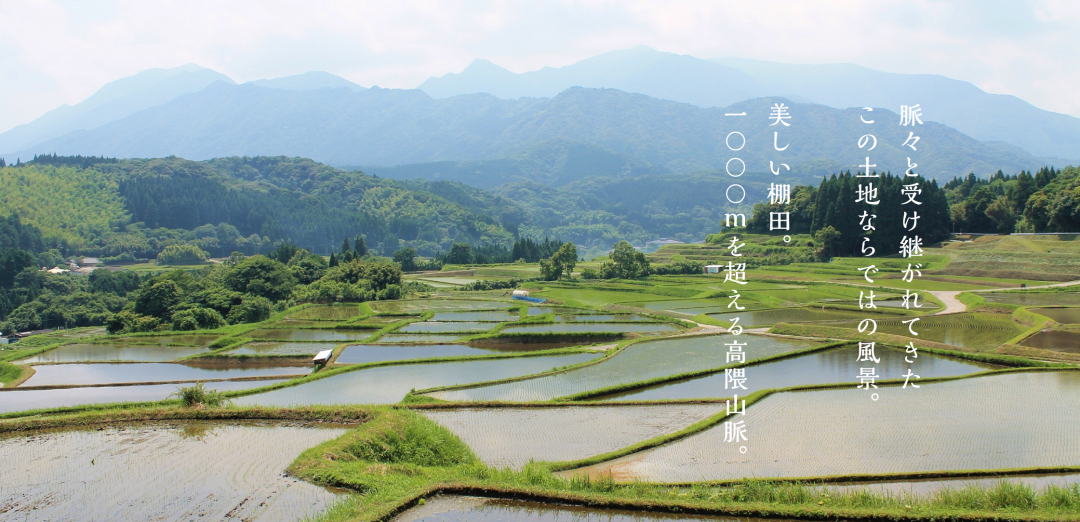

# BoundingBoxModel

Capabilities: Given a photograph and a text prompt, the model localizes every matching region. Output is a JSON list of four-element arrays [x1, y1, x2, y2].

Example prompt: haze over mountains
[[1, 47, 1075, 189]]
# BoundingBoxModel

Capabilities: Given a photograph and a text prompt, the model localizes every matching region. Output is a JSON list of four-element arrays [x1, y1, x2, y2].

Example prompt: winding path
[[930, 291, 966, 315]]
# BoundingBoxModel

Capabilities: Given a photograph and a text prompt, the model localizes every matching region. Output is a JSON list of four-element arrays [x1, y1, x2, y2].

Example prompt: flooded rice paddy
[[229, 341, 327, 356], [708, 308, 879, 326], [399, 321, 497, 333], [0, 421, 345, 521], [1029, 307, 1080, 324], [336, 344, 529, 364], [21, 363, 307, 387], [233, 353, 601, 406], [826, 472, 1080, 496], [421, 404, 723, 469], [430, 311, 518, 322], [426, 335, 813, 402], [372, 299, 510, 313], [392, 495, 818, 522], [1019, 329, 1080, 353], [16, 343, 210, 363], [502, 323, 680, 334], [553, 314, 650, 322], [981, 292, 1080, 306], [0, 379, 287, 414], [246, 328, 376, 341], [115, 334, 221, 346], [599, 344, 999, 401], [377, 334, 467, 343], [574, 371, 1080, 482], [286, 305, 362, 321]]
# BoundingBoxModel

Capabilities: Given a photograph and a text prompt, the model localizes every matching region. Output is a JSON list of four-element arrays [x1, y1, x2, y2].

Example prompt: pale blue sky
[[1, 0, 1077, 132]]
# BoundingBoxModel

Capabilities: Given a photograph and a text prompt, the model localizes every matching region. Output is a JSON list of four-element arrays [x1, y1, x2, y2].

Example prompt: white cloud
[[1, 0, 1078, 132]]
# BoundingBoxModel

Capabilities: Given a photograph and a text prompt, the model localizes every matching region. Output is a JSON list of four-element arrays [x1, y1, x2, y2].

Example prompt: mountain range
[[0, 47, 1075, 188]]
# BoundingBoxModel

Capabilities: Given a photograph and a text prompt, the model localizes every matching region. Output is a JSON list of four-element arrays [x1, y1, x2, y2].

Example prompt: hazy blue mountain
[[418, 46, 1080, 161], [364, 139, 668, 189], [713, 57, 1080, 161], [246, 71, 364, 91], [11, 84, 1045, 180], [420, 47, 771, 107], [0, 64, 234, 156]]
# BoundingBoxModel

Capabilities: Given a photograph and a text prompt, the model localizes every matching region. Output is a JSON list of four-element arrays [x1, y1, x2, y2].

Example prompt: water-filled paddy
[[229, 342, 325, 356], [0, 379, 287, 414], [377, 334, 467, 343], [827, 473, 1080, 496], [286, 305, 362, 321], [708, 308, 879, 326], [575, 371, 1080, 482], [246, 329, 375, 341], [848, 313, 1024, 351], [421, 404, 723, 469], [336, 344, 520, 364], [22, 363, 307, 387], [112, 334, 220, 346], [599, 344, 1000, 401], [233, 353, 601, 406], [392, 495, 810, 522], [982, 292, 1080, 306], [399, 321, 496, 333], [372, 299, 510, 313], [0, 421, 345, 521], [426, 335, 813, 402], [1030, 307, 1080, 323], [1020, 329, 1080, 353], [431, 311, 519, 322], [554, 314, 650, 322], [503, 323, 680, 334], [16, 343, 210, 363]]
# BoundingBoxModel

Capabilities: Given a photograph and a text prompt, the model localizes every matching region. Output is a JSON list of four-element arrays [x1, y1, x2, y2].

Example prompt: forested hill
[[10, 84, 1046, 180], [0, 155, 517, 258]]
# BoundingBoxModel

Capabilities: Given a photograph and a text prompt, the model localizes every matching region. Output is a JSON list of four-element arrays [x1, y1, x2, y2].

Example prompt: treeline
[[945, 166, 1080, 233], [436, 237, 566, 266], [746, 172, 951, 256]]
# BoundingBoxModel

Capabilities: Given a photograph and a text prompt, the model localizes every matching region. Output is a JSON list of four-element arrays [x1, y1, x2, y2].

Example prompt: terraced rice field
[[431, 311, 518, 322], [229, 342, 326, 356], [399, 321, 497, 333], [114, 334, 220, 346], [1029, 307, 1080, 323], [393, 495, 797, 522], [377, 334, 467, 343], [372, 299, 510, 313], [21, 363, 306, 387], [553, 314, 650, 322], [826, 472, 1080, 496], [420, 404, 724, 469], [0, 379, 288, 414], [708, 308, 885, 326], [1020, 330, 1080, 353], [0, 421, 345, 520], [837, 313, 1024, 351], [502, 323, 680, 334], [336, 344, 520, 364], [425, 335, 813, 402], [286, 305, 362, 321], [981, 292, 1080, 306], [575, 371, 1080, 482], [16, 343, 210, 363], [245, 329, 376, 341], [599, 344, 999, 401], [233, 353, 601, 406]]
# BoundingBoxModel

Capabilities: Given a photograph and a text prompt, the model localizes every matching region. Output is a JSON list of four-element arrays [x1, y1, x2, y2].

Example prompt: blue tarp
[[512, 295, 547, 303]]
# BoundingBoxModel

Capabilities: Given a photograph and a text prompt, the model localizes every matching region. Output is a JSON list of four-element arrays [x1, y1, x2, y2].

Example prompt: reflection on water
[[601, 345, 999, 401], [504, 323, 679, 333], [827, 473, 1080, 496], [0, 379, 287, 414], [22, 363, 305, 387], [400, 321, 497, 333], [1030, 307, 1080, 324], [16, 343, 209, 363], [337, 344, 505, 364], [709, 308, 874, 326], [0, 421, 345, 521], [246, 329, 376, 341], [393, 495, 830, 522], [982, 292, 1080, 306], [1020, 330, 1080, 353]]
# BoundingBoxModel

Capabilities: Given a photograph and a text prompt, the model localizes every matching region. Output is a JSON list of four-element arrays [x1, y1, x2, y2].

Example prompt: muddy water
[[0, 379, 287, 414], [0, 421, 346, 521], [392, 495, 830, 522], [246, 328, 377, 341], [287, 305, 362, 320], [826, 473, 1080, 496], [1019, 329, 1080, 353], [230, 341, 326, 356], [377, 334, 467, 343], [114, 334, 221, 346], [21, 363, 306, 387], [399, 321, 497, 333], [1030, 307, 1080, 324], [600, 345, 999, 401], [16, 343, 210, 363], [554, 314, 650, 322], [708, 308, 873, 326], [982, 292, 1080, 306], [431, 311, 519, 322], [503, 323, 680, 333], [421, 404, 724, 469]]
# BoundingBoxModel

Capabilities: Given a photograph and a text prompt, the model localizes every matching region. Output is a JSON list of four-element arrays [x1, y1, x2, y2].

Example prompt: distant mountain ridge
[[420, 47, 1080, 161], [5, 84, 1046, 181]]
